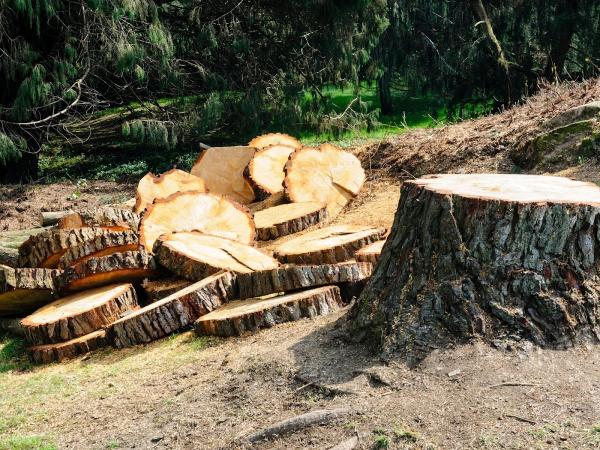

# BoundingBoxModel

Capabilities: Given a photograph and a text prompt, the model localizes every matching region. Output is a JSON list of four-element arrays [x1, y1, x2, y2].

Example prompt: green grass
[[0, 435, 57, 450], [0, 333, 32, 374]]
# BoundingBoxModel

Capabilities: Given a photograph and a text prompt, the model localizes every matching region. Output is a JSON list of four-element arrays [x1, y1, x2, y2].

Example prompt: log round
[[284, 144, 365, 217], [355, 240, 386, 264], [57, 250, 160, 292], [190, 146, 256, 204], [248, 133, 301, 150], [21, 283, 138, 345], [106, 271, 237, 348], [255, 202, 327, 241], [273, 225, 386, 264], [154, 232, 279, 281], [139, 191, 256, 252], [59, 207, 141, 231], [29, 330, 106, 364], [195, 285, 343, 337], [245, 144, 296, 199], [352, 174, 600, 365], [57, 230, 139, 269], [1, 266, 60, 316], [141, 277, 192, 303], [134, 169, 206, 213]]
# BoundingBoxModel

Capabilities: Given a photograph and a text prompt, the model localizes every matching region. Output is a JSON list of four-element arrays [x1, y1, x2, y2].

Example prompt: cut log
[[57, 230, 140, 269], [248, 133, 302, 150], [352, 174, 600, 365], [57, 213, 86, 229], [40, 210, 74, 226], [141, 277, 192, 303], [139, 191, 255, 252], [106, 271, 237, 348], [248, 191, 287, 213], [273, 225, 386, 264], [0, 265, 60, 316], [245, 144, 296, 199], [57, 250, 160, 292], [195, 285, 343, 337], [21, 283, 138, 345], [236, 261, 373, 300], [255, 202, 327, 241], [355, 240, 386, 264], [190, 146, 256, 204], [55, 207, 140, 231], [284, 144, 365, 217], [18, 228, 110, 268], [134, 169, 206, 214], [154, 232, 278, 281], [29, 330, 106, 364]]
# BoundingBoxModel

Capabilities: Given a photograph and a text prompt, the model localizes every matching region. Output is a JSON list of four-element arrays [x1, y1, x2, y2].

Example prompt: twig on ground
[[294, 373, 357, 396], [487, 382, 540, 389], [503, 414, 537, 425]]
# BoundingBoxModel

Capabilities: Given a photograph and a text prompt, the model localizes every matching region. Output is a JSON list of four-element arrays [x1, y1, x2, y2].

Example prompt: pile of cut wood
[[0, 133, 388, 363]]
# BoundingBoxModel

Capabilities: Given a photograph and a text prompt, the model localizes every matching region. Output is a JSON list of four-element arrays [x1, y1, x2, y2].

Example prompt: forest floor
[[1, 79, 600, 450]]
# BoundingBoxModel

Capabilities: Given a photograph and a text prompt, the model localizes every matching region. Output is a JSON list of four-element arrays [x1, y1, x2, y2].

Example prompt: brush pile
[[0, 133, 387, 363]]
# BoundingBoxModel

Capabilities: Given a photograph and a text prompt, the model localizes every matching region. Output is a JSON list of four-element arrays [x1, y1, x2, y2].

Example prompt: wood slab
[[0, 265, 60, 316], [248, 133, 301, 150], [255, 202, 327, 240], [57, 230, 139, 268], [29, 330, 106, 364], [245, 144, 297, 199], [141, 277, 193, 303], [355, 240, 386, 264], [134, 169, 206, 213]]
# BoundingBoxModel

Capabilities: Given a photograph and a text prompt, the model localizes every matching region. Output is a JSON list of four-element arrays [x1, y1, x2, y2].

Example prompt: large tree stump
[[21, 283, 138, 345], [352, 174, 600, 365], [1, 266, 60, 316], [105, 271, 237, 348]]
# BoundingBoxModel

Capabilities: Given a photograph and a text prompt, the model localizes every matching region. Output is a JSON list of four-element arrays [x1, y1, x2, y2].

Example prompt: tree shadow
[[0, 331, 33, 373]]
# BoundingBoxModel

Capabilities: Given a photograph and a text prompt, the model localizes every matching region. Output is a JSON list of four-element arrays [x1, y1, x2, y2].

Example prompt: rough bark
[[139, 191, 256, 252], [255, 202, 328, 240], [29, 330, 106, 364], [245, 144, 297, 200], [54, 207, 141, 231], [352, 174, 600, 365], [21, 283, 138, 345], [195, 285, 343, 337], [106, 271, 237, 348], [273, 225, 386, 264], [0, 266, 61, 316], [248, 133, 301, 150], [141, 277, 192, 303], [134, 169, 206, 214], [236, 261, 373, 300], [57, 250, 160, 292], [154, 232, 278, 281], [355, 240, 386, 264], [57, 231, 139, 269]]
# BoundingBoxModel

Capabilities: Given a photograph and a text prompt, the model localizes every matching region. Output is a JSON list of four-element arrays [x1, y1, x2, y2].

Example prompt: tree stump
[[255, 202, 327, 240], [29, 330, 107, 364], [195, 285, 343, 337], [21, 283, 138, 345], [352, 174, 600, 365]]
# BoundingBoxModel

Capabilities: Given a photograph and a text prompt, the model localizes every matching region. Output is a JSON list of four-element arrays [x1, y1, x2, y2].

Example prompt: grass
[[0, 333, 32, 374], [0, 435, 57, 450]]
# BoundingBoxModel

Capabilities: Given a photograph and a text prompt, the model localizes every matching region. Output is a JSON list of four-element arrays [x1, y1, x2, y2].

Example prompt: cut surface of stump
[[139, 191, 255, 252], [141, 277, 192, 303], [355, 240, 386, 264], [106, 271, 237, 348], [21, 283, 138, 345], [195, 285, 343, 337], [255, 202, 327, 241], [18, 228, 109, 268], [1, 266, 60, 316], [236, 261, 373, 300], [284, 144, 365, 217], [57, 230, 139, 269], [57, 250, 160, 292], [273, 225, 386, 264], [134, 169, 206, 214], [30, 330, 106, 364], [245, 145, 296, 199], [248, 133, 301, 150], [352, 174, 600, 366], [190, 146, 256, 204], [154, 232, 278, 281]]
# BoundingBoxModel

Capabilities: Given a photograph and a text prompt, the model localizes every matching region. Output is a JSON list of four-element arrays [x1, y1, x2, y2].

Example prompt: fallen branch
[[245, 408, 352, 443], [487, 382, 540, 389], [295, 373, 357, 396], [503, 414, 537, 425]]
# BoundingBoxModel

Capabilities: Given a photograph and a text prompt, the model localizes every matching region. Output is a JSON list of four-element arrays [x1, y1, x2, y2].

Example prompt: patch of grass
[[105, 439, 120, 449], [0, 435, 57, 450], [0, 333, 33, 373], [590, 423, 600, 442], [394, 424, 419, 442], [186, 335, 220, 351], [372, 427, 390, 449]]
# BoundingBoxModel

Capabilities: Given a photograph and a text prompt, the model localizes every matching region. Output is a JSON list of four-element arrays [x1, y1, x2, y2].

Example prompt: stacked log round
[[57, 207, 141, 232], [58, 230, 139, 269], [355, 240, 386, 264], [255, 202, 327, 240], [195, 285, 343, 337], [245, 144, 297, 200], [21, 283, 138, 345], [1, 266, 61, 316], [141, 278, 192, 303], [273, 225, 386, 264], [134, 169, 206, 214], [248, 133, 301, 150], [352, 174, 600, 365], [154, 232, 279, 281], [30, 330, 107, 364], [106, 271, 237, 348]]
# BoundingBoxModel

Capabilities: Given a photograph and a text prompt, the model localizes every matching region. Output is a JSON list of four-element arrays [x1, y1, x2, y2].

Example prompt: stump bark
[[273, 225, 386, 264], [29, 330, 106, 364], [255, 202, 327, 240], [21, 283, 138, 345], [195, 285, 343, 337], [0, 266, 60, 316], [106, 271, 237, 348], [352, 174, 600, 365], [236, 261, 373, 299], [57, 230, 139, 268]]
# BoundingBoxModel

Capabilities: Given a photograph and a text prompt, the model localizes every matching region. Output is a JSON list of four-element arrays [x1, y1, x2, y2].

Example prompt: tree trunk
[[543, 0, 579, 81], [378, 72, 394, 116], [352, 174, 600, 366]]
